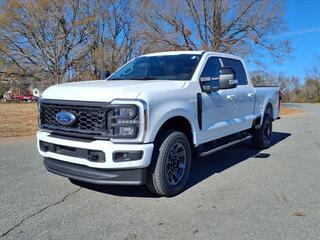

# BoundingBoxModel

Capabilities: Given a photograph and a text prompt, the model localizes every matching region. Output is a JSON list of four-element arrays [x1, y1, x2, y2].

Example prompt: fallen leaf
[[293, 211, 305, 217]]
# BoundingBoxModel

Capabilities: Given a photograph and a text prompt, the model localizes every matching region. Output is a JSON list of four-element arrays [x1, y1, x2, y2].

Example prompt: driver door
[[199, 57, 237, 143]]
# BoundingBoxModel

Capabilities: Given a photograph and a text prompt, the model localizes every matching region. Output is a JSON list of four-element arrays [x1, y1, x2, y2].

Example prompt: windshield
[[108, 54, 201, 81]]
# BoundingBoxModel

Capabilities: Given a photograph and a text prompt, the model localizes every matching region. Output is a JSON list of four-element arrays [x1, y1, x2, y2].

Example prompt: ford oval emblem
[[55, 111, 76, 126]]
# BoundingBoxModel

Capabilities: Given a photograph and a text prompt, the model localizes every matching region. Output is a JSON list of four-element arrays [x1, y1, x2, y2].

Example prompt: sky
[[247, 0, 320, 83]]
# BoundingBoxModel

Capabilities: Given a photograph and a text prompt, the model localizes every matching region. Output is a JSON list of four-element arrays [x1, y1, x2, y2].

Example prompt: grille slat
[[40, 101, 111, 138]]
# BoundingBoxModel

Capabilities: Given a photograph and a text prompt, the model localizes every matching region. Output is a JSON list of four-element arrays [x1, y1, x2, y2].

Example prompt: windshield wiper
[[129, 77, 159, 80], [109, 77, 162, 80]]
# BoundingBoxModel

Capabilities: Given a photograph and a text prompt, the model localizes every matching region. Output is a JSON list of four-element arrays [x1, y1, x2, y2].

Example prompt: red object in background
[[15, 95, 24, 100], [14, 95, 37, 102]]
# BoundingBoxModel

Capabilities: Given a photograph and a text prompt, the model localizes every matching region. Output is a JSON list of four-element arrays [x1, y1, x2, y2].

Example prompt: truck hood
[[41, 80, 186, 102]]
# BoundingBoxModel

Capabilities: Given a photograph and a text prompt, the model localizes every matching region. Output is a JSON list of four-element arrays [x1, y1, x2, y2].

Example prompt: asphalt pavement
[[1, 103, 319, 240]]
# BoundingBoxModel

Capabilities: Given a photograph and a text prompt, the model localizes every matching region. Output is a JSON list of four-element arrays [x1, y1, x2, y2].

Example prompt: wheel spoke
[[263, 120, 272, 144], [173, 171, 181, 182], [177, 151, 184, 159], [165, 142, 187, 186], [179, 162, 186, 169]]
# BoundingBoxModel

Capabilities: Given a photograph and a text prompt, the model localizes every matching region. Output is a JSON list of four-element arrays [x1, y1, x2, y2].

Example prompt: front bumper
[[37, 131, 154, 170], [44, 158, 146, 185]]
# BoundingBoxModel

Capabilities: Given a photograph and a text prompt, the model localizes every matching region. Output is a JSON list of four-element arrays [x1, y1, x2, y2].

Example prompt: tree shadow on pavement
[[185, 132, 291, 191], [71, 131, 290, 198]]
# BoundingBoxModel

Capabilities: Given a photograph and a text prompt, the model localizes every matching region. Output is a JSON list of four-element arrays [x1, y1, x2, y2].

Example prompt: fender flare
[[146, 111, 197, 145], [254, 100, 274, 128]]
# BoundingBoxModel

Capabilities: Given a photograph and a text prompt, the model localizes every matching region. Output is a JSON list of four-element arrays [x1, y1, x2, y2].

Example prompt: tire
[[146, 130, 192, 197], [252, 108, 273, 149]]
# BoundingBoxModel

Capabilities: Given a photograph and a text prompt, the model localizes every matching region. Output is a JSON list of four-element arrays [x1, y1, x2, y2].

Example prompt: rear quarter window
[[222, 58, 248, 85]]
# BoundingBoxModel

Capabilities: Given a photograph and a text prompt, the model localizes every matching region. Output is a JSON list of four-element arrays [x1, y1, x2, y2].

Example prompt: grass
[[0, 102, 304, 138], [0, 103, 38, 138], [280, 107, 303, 116]]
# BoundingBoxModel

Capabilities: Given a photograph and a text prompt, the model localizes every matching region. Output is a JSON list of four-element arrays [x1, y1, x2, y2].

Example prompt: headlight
[[114, 107, 137, 119], [109, 105, 139, 138]]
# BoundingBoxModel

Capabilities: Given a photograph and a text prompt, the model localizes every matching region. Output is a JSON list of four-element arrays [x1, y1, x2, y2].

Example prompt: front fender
[[144, 108, 198, 145]]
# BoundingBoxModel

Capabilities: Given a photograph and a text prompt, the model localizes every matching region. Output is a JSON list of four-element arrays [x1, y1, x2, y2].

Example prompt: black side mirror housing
[[202, 84, 213, 94], [200, 77, 215, 94], [200, 67, 237, 94], [219, 67, 237, 89]]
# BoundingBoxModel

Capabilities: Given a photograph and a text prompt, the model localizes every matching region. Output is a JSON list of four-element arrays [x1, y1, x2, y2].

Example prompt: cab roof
[[143, 51, 205, 56], [142, 51, 242, 60]]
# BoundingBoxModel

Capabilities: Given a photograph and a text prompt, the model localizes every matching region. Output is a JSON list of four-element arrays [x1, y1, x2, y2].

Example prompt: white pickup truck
[[37, 51, 280, 196]]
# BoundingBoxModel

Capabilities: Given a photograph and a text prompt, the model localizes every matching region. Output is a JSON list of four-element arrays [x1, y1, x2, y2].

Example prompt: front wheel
[[252, 110, 273, 149], [146, 131, 192, 197]]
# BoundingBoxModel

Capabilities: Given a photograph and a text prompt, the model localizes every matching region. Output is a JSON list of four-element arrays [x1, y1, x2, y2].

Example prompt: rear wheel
[[146, 131, 191, 197], [252, 108, 273, 149]]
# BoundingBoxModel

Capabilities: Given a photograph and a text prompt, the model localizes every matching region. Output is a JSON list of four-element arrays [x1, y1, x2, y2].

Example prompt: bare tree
[[138, 0, 291, 61], [0, 0, 93, 86], [81, 0, 139, 79], [0, 0, 144, 87], [304, 55, 320, 102], [251, 71, 300, 102], [0, 0, 293, 90], [306, 54, 320, 81]]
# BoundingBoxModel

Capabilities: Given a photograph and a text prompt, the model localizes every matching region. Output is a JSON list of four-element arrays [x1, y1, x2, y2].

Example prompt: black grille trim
[[40, 100, 111, 139], [39, 99, 139, 140]]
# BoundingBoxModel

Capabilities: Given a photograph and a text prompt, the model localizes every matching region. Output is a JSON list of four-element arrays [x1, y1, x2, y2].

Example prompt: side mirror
[[219, 67, 237, 89], [200, 77, 214, 94]]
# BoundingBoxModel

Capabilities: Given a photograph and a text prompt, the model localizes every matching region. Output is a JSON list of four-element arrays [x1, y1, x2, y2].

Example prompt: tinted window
[[200, 57, 221, 88], [222, 58, 248, 85], [201, 57, 221, 79], [108, 54, 201, 81]]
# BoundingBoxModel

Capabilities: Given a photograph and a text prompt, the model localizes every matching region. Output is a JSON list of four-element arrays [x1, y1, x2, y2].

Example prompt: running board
[[198, 135, 252, 157]]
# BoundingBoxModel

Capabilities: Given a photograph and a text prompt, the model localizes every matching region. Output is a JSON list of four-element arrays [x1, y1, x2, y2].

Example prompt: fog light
[[40, 141, 50, 152], [88, 150, 105, 162], [113, 151, 143, 162]]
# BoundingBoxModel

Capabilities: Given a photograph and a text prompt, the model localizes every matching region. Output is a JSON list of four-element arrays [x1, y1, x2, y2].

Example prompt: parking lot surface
[[1, 103, 319, 240]]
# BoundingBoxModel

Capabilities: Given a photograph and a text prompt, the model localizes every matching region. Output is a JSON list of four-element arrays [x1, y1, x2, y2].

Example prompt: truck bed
[[254, 86, 280, 120]]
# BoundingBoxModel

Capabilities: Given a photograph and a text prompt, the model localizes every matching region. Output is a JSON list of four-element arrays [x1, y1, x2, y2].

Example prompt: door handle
[[226, 94, 235, 100], [248, 93, 255, 98]]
